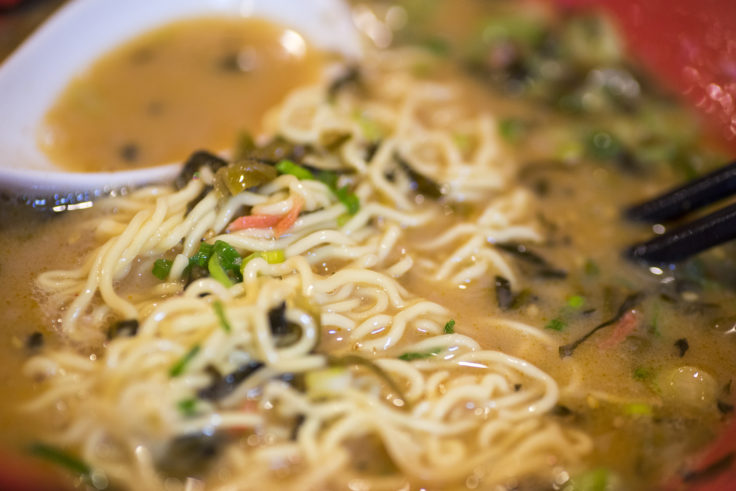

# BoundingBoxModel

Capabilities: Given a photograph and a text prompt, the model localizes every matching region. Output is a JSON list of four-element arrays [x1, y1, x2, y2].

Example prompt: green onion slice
[[152, 259, 173, 280], [170, 345, 201, 377]]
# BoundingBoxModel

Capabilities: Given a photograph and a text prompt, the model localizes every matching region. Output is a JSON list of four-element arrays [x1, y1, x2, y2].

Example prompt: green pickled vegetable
[[217, 159, 278, 195], [444, 319, 455, 334]]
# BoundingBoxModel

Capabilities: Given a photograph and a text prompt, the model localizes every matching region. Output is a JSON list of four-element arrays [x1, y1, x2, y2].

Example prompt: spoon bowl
[[0, 0, 360, 205]]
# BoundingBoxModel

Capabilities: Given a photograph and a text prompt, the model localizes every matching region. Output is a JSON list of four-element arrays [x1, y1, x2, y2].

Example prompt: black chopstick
[[626, 201, 736, 264], [624, 159, 736, 264], [626, 160, 736, 222]]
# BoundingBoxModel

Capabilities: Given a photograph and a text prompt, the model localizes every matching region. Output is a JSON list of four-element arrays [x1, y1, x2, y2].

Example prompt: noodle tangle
[[28, 49, 591, 490]]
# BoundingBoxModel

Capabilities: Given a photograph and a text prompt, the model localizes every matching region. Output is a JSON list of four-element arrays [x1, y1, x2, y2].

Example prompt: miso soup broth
[[39, 17, 324, 172], [2, 1, 736, 491]]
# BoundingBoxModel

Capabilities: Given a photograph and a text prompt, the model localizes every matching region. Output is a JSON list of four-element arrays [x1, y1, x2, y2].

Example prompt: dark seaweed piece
[[674, 338, 690, 357], [682, 452, 735, 484], [268, 302, 289, 336], [717, 400, 734, 415], [26, 332, 43, 351], [395, 154, 443, 199], [290, 414, 306, 441], [184, 265, 210, 289], [197, 361, 264, 401], [218, 52, 243, 73], [176, 151, 228, 190], [510, 288, 535, 310], [537, 268, 568, 279], [682, 301, 720, 316], [328, 66, 361, 99], [157, 433, 224, 478], [107, 319, 139, 339], [559, 292, 643, 358], [518, 160, 575, 182], [277, 372, 306, 392], [267, 302, 303, 347], [497, 242, 568, 279], [186, 185, 214, 215], [119, 142, 140, 163], [246, 137, 309, 165], [551, 405, 573, 417], [585, 131, 643, 174], [365, 141, 380, 163], [495, 276, 514, 311]]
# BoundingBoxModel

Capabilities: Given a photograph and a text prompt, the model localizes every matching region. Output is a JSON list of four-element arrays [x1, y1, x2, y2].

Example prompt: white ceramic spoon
[[0, 0, 361, 206]]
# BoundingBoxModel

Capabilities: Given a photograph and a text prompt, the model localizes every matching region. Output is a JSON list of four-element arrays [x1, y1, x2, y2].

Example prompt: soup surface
[[39, 17, 324, 172], [1, 1, 736, 491]]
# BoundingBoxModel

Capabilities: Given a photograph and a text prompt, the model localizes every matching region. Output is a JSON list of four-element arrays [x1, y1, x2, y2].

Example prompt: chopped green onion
[[453, 132, 472, 152], [422, 36, 451, 55], [633, 366, 653, 381], [241, 250, 286, 271], [623, 403, 652, 416], [170, 345, 201, 377], [355, 113, 382, 141], [563, 467, 611, 491], [335, 185, 360, 215], [208, 253, 234, 287], [545, 318, 566, 331], [213, 300, 232, 333], [444, 319, 455, 334], [398, 347, 441, 361], [177, 398, 198, 416], [584, 259, 599, 276], [566, 295, 585, 309], [28, 442, 91, 478], [480, 14, 545, 46], [586, 130, 624, 161], [498, 118, 527, 143], [315, 170, 339, 189], [336, 213, 352, 227], [213, 240, 241, 271], [190, 242, 215, 268], [152, 259, 173, 280], [276, 159, 314, 180], [313, 170, 360, 215], [207, 240, 242, 287]]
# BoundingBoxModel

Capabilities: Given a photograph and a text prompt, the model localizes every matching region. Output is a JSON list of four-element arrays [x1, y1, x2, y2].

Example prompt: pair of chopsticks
[[625, 160, 736, 264]]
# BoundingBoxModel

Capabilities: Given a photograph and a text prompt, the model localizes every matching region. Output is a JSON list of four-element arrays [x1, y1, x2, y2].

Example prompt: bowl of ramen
[[1, 0, 736, 490]]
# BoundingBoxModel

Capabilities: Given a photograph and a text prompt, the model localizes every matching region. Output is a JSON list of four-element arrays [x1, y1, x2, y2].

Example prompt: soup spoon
[[0, 0, 361, 208]]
